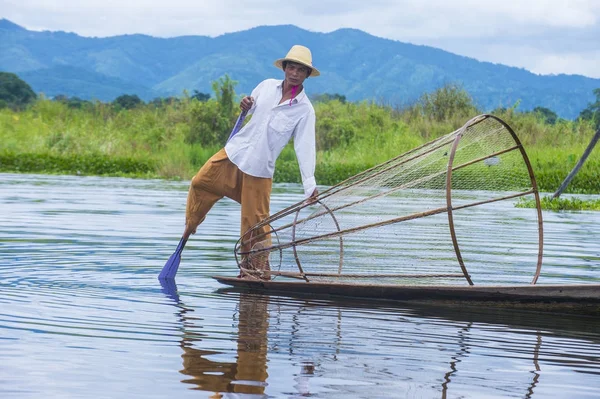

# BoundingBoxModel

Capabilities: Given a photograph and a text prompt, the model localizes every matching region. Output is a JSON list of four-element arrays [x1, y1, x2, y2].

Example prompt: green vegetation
[[0, 72, 37, 110], [516, 196, 600, 211], [532, 107, 558, 125], [1, 78, 599, 199], [579, 88, 600, 130], [113, 94, 143, 110]]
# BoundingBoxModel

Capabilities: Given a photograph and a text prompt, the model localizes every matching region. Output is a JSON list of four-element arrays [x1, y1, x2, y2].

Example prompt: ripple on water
[[1, 173, 600, 398]]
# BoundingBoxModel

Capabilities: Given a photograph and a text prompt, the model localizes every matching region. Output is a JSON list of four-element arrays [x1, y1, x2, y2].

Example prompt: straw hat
[[274, 45, 320, 77]]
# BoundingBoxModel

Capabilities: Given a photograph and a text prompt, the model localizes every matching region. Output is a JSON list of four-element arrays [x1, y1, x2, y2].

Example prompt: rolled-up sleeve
[[293, 109, 317, 198]]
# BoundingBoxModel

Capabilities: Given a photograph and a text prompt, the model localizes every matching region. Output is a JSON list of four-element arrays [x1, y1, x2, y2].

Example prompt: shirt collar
[[277, 79, 306, 104]]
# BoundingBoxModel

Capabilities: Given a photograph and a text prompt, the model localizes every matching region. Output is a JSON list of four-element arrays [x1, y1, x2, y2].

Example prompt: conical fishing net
[[236, 115, 543, 286]]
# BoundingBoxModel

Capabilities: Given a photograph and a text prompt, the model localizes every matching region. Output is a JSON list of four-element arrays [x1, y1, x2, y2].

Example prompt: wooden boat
[[213, 276, 600, 315]]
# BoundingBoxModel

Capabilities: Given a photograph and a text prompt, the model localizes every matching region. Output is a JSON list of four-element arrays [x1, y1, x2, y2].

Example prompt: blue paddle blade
[[159, 251, 181, 279], [158, 272, 180, 303], [159, 237, 187, 280]]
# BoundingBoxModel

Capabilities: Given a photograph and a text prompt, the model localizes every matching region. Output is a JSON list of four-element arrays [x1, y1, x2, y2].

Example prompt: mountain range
[[1, 18, 599, 119]]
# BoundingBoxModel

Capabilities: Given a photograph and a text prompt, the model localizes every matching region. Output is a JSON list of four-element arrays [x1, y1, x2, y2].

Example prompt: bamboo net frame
[[235, 114, 544, 286]]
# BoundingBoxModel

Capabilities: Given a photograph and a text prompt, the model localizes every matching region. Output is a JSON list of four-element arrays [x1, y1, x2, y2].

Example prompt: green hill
[[19, 66, 156, 101], [1, 19, 598, 118]]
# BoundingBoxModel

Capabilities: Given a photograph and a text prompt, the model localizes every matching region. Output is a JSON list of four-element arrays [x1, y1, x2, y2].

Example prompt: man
[[182, 45, 320, 277]]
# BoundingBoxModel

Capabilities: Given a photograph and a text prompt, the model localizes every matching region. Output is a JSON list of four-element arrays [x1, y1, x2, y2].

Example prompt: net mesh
[[236, 115, 543, 286]]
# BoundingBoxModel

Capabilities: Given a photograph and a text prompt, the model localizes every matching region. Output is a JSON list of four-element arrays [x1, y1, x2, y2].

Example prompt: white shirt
[[224, 79, 317, 198]]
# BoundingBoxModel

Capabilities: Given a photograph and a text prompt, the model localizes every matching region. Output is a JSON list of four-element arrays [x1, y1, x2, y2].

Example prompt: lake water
[[1, 173, 599, 399]]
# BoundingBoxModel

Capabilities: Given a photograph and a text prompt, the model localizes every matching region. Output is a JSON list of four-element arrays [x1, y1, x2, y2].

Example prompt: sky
[[2, 0, 600, 79]]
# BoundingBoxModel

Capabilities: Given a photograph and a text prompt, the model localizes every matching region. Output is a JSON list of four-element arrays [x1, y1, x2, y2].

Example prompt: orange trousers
[[185, 148, 272, 255]]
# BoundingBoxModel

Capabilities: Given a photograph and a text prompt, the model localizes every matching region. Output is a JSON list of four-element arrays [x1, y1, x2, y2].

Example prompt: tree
[[53, 94, 69, 102], [113, 94, 143, 110], [313, 93, 346, 103], [417, 84, 478, 122], [149, 96, 181, 107], [52, 94, 91, 109], [0, 72, 37, 110], [579, 88, 600, 129], [212, 74, 236, 118], [191, 90, 210, 102], [66, 97, 91, 109], [186, 75, 239, 145], [532, 106, 558, 125]]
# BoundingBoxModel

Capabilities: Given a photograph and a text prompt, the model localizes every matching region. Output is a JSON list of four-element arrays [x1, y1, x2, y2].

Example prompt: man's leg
[[184, 148, 236, 239], [240, 173, 272, 279]]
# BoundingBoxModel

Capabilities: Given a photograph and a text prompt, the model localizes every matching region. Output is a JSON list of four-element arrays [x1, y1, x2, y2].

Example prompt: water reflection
[[408, 302, 597, 399], [161, 280, 270, 397], [440, 321, 543, 399], [527, 335, 542, 399], [161, 279, 600, 399], [440, 321, 472, 398]]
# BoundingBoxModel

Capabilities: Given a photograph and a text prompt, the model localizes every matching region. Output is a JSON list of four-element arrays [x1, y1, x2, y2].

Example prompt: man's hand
[[240, 96, 254, 112], [304, 188, 319, 205]]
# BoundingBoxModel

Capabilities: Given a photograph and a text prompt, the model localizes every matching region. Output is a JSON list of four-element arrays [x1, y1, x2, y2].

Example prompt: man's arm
[[240, 80, 268, 114], [240, 96, 254, 112], [293, 109, 317, 199], [305, 187, 319, 205]]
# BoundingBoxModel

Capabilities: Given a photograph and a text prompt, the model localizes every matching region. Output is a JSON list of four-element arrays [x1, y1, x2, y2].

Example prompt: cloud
[[281, 0, 600, 38], [2, 0, 600, 78], [530, 51, 600, 77]]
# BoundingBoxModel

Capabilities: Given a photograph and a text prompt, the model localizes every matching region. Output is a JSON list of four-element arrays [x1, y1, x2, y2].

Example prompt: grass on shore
[[516, 196, 600, 211], [1, 86, 598, 197]]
